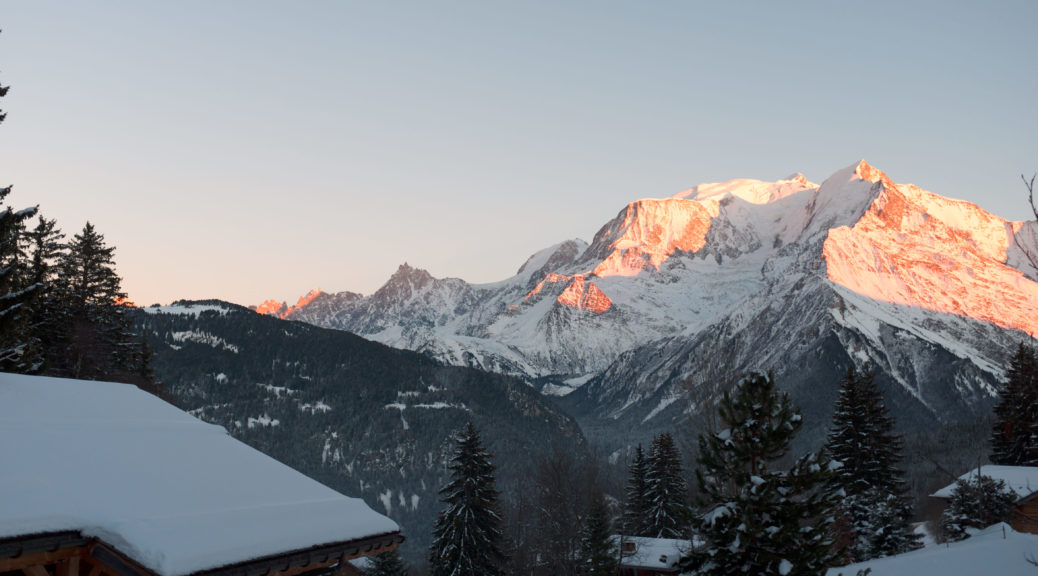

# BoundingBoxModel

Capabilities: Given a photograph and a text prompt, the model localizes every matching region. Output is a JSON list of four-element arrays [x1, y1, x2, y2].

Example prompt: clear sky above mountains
[[1, 1, 1036, 306]]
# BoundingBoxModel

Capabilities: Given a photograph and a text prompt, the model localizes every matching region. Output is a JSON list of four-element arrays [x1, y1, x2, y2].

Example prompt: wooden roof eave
[[0, 532, 155, 576], [188, 532, 405, 576], [0, 531, 404, 576]]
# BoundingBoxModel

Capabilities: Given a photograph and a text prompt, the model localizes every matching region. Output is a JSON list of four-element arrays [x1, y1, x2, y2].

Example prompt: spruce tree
[[940, 473, 1016, 542], [0, 186, 38, 371], [826, 366, 920, 563], [991, 343, 1038, 465], [361, 548, 408, 576], [578, 489, 617, 576], [691, 371, 838, 576], [622, 444, 648, 536], [48, 222, 141, 380], [643, 432, 689, 538], [23, 215, 65, 372], [0, 42, 41, 372], [428, 421, 506, 576]]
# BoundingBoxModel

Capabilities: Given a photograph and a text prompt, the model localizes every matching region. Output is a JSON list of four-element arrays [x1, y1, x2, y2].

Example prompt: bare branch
[[1024, 173, 1038, 222]]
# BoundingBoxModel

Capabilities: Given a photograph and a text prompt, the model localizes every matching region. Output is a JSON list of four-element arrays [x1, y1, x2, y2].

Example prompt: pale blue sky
[[1, 1, 1036, 306]]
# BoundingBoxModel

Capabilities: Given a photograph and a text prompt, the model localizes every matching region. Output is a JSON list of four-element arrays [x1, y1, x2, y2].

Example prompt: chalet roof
[[931, 465, 1038, 500], [611, 535, 692, 571], [0, 374, 400, 576]]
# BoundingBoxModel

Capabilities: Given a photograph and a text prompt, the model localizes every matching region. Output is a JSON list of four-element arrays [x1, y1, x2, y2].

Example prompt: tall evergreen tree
[[622, 444, 648, 536], [826, 366, 920, 563], [361, 548, 408, 576], [47, 222, 141, 380], [991, 343, 1038, 465], [643, 432, 689, 538], [22, 215, 65, 371], [0, 40, 41, 372], [429, 422, 506, 576], [691, 371, 838, 576], [577, 489, 617, 576], [0, 186, 38, 371]]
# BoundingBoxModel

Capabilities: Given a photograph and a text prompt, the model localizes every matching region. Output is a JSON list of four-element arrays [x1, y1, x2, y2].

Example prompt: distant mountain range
[[261, 161, 1038, 448]]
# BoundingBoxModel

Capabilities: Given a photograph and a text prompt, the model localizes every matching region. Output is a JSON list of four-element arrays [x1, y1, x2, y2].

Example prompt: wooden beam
[[0, 546, 89, 573], [263, 559, 337, 576], [340, 538, 398, 562], [58, 556, 80, 576], [23, 565, 50, 576], [86, 563, 104, 576]]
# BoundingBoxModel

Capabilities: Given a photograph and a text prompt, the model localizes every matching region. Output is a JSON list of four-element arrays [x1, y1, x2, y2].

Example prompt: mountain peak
[[784, 173, 810, 186], [390, 263, 433, 283], [853, 159, 888, 184], [253, 288, 323, 319]]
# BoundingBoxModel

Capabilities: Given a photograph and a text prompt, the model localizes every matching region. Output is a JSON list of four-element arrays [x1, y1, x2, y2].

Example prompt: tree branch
[[1024, 173, 1038, 222]]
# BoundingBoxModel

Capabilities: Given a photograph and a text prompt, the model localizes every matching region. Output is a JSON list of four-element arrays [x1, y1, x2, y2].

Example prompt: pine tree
[[0, 186, 38, 371], [691, 371, 838, 576], [0, 42, 41, 372], [643, 432, 689, 538], [940, 473, 1016, 542], [991, 343, 1038, 465], [45, 222, 142, 381], [361, 548, 408, 576], [826, 366, 920, 563], [622, 444, 648, 536], [22, 215, 65, 373], [578, 489, 617, 576], [428, 422, 506, 576]]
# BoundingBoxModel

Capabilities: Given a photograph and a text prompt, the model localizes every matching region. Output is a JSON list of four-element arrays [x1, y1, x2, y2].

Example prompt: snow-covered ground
[[826, 523, 1038, 576]]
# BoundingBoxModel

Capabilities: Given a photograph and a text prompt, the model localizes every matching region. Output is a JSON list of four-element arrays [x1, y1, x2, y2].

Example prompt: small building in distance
[[931, 465, 1038, 534], [0, 374, 402, 576], [612, 535, 693, 576]]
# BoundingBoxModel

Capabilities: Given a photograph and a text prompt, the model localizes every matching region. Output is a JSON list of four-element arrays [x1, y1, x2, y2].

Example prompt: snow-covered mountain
[[272, 161, 1038, 440]]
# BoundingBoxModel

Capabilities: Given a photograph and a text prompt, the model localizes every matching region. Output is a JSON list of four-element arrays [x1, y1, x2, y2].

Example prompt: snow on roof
[[826, 523, 1038, 576], [611, 535, 692, 570], [931, 465, 1038, 500], [0, 373, 399, 576]]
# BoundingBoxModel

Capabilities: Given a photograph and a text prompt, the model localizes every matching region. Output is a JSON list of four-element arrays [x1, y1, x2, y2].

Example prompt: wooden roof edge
[[187, 531, 405, 576], [0, 530, 404, 576], [0, 531, 92, 559], [0, 531, 153, 576]]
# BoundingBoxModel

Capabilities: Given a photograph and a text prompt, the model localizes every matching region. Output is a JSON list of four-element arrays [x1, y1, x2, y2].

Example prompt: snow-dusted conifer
[[0, 186, 39, 372], [940, 473, 1016, 542], [49, 222, 141, 380], [826, 365, 920, 562], [0, 52, 41, 372], [692, 371, 838, 576], [991, 343, 1038, 466], [578, 489, 617, 576], [622, 444, 648, 536], [643, 432, 689, 538], [361, 548, 408, 576], [428, 421, 506, 576]]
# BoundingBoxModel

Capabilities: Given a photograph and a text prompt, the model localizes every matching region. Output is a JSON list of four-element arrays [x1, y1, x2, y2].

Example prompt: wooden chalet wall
[[1012, 495, 1038, 534]]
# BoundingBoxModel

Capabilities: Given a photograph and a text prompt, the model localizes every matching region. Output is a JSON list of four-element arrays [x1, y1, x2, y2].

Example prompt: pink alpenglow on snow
[[823, 161, 1038, 338], [0, 373, 400, 576]]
